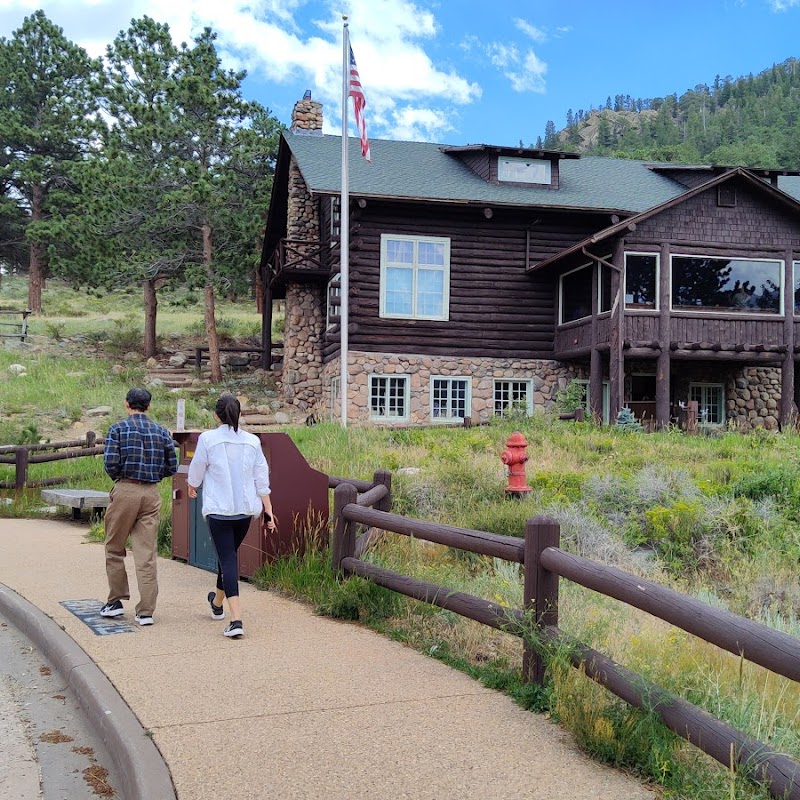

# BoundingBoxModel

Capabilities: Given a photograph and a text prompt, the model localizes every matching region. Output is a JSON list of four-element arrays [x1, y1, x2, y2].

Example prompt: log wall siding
[[630, 178, 800, 251], [337, 203, 603, 361]]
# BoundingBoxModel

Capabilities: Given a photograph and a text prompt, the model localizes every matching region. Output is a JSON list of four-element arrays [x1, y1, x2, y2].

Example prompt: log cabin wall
[[335, 201, 604, 362]]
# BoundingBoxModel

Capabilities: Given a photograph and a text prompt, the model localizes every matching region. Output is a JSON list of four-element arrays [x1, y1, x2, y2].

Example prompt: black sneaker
[[100, 600, 124, 618], [207, 592, 225, 620], [224, 620, 243, 638]]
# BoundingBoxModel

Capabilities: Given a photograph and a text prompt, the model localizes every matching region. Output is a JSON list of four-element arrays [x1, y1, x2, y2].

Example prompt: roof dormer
[[441, 145, 579, 190]]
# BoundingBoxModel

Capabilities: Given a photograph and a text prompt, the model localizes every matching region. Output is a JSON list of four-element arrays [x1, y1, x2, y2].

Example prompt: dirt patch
[[83, 764, 114, 796], [39, 729, 74, 743]]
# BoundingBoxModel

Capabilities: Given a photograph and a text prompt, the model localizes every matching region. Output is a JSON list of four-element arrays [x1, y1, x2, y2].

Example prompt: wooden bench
[[0, 309, 31, 341], [40, 489, 111, 520]]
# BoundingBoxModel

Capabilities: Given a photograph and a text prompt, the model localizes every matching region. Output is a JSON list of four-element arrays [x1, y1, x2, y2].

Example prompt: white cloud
[[514, 18, 547, 43], [769, 0, 800, 8], [487, 42, 519, 69], [0, 0, 483, 139], [506, 51, 547, 94], [390, 105, 455, 141]]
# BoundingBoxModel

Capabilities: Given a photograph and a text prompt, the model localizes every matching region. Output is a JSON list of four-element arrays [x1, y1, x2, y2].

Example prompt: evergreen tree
[[0, 10, 100, 312]]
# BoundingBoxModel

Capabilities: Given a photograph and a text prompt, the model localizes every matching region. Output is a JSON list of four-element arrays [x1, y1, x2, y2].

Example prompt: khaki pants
[[104, 480, 161, 617]]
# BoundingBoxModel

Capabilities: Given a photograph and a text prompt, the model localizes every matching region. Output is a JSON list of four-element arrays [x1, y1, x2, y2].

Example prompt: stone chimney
[[290, 90, 323, 136]]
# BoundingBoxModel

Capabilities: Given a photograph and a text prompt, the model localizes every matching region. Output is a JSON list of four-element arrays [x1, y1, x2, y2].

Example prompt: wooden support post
[[86, 431, 96, 448], [261, 281, 273, 370], [609, 239, 625, 422], [331, 482, 358, 575], [782, 249, 796, 429], [522, 516, 560, 685], [372, 469, 392, 512], [14, 447, 29, 491], [590, 347, 603, 423]]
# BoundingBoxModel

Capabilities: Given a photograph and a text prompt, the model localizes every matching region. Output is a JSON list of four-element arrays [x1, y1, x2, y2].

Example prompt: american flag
[[348, 45, 371, 162]]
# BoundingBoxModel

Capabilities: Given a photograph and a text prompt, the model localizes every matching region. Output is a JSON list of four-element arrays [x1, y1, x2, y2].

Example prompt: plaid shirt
[[104, 414, 178, 483]]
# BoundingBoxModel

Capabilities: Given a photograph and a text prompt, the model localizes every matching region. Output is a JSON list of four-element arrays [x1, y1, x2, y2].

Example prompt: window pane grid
[[382, 235, 449, 320], [370, 376, 407, 420], [432, 378, 469, 419], [494, 381, 531, 416]]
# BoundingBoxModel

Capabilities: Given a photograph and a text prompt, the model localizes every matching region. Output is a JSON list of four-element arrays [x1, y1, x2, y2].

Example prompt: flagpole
[[339, 18, 350, 429]]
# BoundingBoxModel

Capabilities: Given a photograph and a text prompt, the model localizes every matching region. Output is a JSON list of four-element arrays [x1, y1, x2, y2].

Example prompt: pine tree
[[0, 11, 100, 312]]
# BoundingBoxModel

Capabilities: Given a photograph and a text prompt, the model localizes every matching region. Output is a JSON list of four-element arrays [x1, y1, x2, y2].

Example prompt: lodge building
[[260, 96, 800, 430]]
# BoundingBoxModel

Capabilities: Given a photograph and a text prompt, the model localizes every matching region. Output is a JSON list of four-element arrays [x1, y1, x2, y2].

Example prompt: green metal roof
[[285, 133, 690, 214]]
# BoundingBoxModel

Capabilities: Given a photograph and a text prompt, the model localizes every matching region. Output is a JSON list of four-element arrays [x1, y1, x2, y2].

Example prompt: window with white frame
[[574, 379, 610, 424], [689, 383, 725, 426], [493, 380, 533, 417], [329, 376, 340, 420], [792, 261, 800, 315], [498, 156, 551, 185], [380, 234, 450, 320], [672, 256, 782, 314], [369, 375, 409, 421], [625, 253, 658, 310], [431, 377, 470, 421], [560, 263, 593, 324], [326, 273, 341, 330]]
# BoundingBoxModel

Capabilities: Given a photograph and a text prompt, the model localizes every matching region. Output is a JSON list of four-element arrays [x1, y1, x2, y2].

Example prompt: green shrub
[[642, 501, 707, 573]]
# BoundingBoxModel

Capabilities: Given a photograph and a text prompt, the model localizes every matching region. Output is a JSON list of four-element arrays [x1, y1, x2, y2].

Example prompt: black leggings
[[207, 516, 250, 598]]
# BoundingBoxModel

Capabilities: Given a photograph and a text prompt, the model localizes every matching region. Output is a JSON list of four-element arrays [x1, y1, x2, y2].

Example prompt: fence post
[[86, 431, 97, 448], [522, 515, 560, 685], [331, 482, 358, 575], [372, 469, 392, 512], [14, 447, 29, 491]]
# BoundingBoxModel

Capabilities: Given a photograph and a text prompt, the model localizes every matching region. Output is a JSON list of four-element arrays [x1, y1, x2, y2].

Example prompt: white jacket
[[187, 425, 271, 518]]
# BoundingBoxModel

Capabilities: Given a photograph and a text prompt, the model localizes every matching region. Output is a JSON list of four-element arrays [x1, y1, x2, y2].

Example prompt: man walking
[[101, 388, 178, 626]]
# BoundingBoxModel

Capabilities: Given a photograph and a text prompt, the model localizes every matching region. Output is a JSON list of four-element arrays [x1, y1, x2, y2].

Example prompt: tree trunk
[[203, 222, 223, 383], [143, 278, 158, 358], [27, 184, 45, 313]]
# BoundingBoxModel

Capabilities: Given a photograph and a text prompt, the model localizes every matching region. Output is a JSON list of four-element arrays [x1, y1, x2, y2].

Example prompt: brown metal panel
[[171, 430, 329, 579], [171, 467, 190, 561]]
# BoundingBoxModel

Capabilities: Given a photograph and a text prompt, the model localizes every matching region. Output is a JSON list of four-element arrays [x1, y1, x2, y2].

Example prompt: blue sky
[[1, 0, 799, 146]]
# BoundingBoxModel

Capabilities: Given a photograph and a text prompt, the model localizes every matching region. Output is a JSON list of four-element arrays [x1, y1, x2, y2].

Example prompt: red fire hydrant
[[501, 432, 532, 495]]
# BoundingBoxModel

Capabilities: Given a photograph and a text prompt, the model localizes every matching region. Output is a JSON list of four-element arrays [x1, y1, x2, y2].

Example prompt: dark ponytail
[[215, 393, 241, 432]]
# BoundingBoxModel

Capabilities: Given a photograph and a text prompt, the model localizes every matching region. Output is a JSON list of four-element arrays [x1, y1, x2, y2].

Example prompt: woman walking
[[187, 394, 276, 638]]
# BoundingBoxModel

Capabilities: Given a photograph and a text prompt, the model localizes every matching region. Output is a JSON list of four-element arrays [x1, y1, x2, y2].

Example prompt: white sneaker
[[224, 621, 243, 638], [135, 615, 154, 626]]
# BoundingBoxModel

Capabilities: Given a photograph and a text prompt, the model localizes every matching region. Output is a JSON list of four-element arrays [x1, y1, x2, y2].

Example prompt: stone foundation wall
[[671, 363, 782, 430], [282, 283, 325, 412], [728, 367, 781, 430], [320, 353, 578, 424]]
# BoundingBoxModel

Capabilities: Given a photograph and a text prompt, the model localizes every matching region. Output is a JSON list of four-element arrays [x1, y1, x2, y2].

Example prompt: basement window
[[369, 375, 409, 421]]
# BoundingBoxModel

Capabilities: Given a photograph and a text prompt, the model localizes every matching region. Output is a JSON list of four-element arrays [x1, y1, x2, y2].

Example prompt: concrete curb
[[0, 582, 176, 800]]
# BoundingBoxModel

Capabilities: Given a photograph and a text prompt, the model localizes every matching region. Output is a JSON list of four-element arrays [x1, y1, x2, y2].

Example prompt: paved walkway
[[0, 519, 658, 800]]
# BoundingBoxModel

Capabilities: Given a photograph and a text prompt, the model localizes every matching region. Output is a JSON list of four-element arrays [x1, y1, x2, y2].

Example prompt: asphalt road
[[0, 610, 123, 800]]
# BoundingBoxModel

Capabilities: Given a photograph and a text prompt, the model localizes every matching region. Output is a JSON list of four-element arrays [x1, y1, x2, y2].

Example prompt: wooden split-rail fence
[[0, 432, 105, 490], [331, 482, 800, 800]]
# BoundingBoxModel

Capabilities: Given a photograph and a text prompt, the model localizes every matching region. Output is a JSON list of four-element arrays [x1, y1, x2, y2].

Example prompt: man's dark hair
[[215, 393, 241, 432], [126, 388, 152, 412]]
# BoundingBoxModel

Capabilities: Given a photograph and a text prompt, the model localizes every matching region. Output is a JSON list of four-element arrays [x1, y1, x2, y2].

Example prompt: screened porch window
[[671, 256, 782, 314], [625, 253, 657, 310], [793, 261, 800, 315], [560, 263, 593, 324]]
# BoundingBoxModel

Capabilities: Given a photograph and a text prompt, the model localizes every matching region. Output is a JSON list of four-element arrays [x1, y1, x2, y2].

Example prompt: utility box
[[171, 431, 329, 578]]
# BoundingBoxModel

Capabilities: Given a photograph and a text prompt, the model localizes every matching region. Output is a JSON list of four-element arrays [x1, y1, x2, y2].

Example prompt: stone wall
[[290, 98, 322, 135], [282, 283, 325, 412], [287, 158, 318, 243], [671, 363, 782, 430], [320, 353, 577, 424], [728, 367, 781, 430]]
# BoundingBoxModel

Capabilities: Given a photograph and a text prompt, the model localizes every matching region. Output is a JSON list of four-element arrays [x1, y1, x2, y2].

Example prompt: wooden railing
[[268, 238, 333, 279], [0, 432, 105, 490], [0, 309, 31, 340], [331, 501, 800, 800]]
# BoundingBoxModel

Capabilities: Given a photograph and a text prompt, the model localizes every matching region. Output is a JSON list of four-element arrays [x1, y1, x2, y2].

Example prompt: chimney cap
[[303, 89, 312, 99]]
